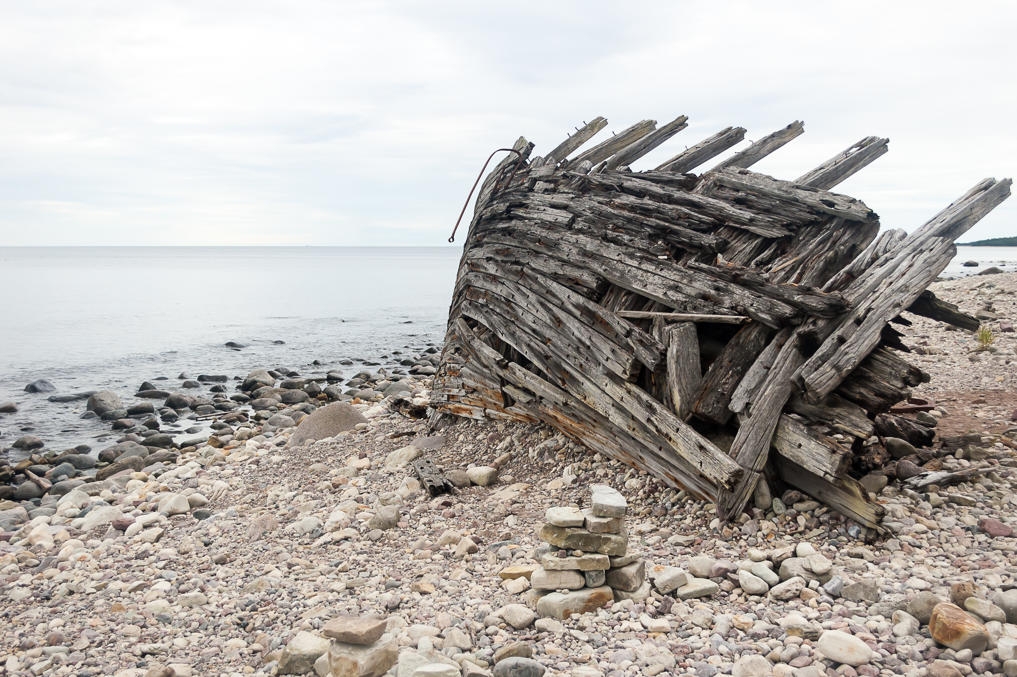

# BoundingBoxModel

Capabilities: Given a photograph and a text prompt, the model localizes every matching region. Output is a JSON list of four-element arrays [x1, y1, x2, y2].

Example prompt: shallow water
[[941, 246, 1017, 278], [0, 246, 461, 454]]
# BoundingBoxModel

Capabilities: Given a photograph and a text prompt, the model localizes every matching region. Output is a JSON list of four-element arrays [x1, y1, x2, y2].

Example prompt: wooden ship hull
[[431, 114, 1010, 529]]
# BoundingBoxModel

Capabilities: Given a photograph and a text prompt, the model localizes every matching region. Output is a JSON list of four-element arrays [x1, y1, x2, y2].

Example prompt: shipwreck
[[430, 114, 1011, 530]]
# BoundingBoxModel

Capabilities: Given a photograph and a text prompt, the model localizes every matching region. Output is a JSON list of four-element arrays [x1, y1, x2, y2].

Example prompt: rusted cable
[[448, 148, 524, 243]]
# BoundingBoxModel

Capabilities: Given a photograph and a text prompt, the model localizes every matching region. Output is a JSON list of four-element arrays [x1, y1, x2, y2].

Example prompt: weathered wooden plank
[[666, 322, 700, 419], [788, 393, 875, 439], [617, 311, 747, 323], [796, 136, 889, 189], [572, 120, 657, 167], [773, 415, 851, 481], [604, 115, 688, 170], [713, 121, 804, 170], [774, 455, 885, 530], [545, 116, 609, 165], [656, 126, 746, 173], [906, 290, 979, 331]]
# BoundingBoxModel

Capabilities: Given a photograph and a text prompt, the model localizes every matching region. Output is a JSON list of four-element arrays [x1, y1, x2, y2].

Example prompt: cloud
[[0, 0, 1013, 245]]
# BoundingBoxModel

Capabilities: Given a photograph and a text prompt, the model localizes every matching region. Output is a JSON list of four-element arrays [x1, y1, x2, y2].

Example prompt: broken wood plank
[[616, 311, 747, 323], [604, 115, 688, 170], [545, 116, 609, 165], [656, 126, 746, 173], [774, 455, 885, 530], [572, 119, 657, 167], [906, 290, 979, 331], [796, 136, 889, 189], [713, 121, 804, 170], [773, 415, 851, 481], [693, 322, 772, 425]]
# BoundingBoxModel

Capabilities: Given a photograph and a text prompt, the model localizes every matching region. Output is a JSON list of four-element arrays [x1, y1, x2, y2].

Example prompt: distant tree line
[[958, 236, 1017, 246]]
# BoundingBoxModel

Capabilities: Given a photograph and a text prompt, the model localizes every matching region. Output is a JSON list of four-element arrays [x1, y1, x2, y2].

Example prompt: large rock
[[535, 587, 613, 619], [24, 379, 56, 393], [323, 616, 387, 645], [817, 630, 873, 666], [606, 560, 645, 592], [929, 602, 989, 654], [0, 401, 17, 413], [544, 507, 584, 528], [241, 369, 275, 392], [731, 655, 773, 677], [287, 403, 367, 448], [537, 524, 626, 556], [540, 552, 610, 571], [86, 390, 122, 417], [908, 591, 945, 624], [95, 455, 147, 481], [328, 633, 398, 677], [278, 631, 329, 674], [992, 589, 1017, 624]]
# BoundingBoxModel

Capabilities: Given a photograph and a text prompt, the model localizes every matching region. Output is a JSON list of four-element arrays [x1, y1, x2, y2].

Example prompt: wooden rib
[[545, 116, 608, 165], [657, 126, 746, 173], [906, 290, 979, 331], [571, 120, 657, 167], [772, 415, 851, 481], [604, 115, 688, 170], [713, 121, 804, 170], [796, 136, 889, 189]]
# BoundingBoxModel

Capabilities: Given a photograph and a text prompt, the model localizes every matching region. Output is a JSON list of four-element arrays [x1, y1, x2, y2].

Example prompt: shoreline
[[0, 276, 1014, 676]]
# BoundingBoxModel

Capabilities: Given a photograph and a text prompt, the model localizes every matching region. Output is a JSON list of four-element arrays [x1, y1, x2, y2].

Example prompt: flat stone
[[535, 586, 613, 619], [498, 565, 537, 580], [157, 493, 191, 516], [493, 641, 532, 662], [676, 577, 719, 600], [329, 633, 398, 677], [384, 445, 420, 470], [612, 580, 651, 603], [589, 484, 627, 517], [648, 565, 688, 595], [964, 596, 1006, 623], [583, 508, 623, 534], [530, 567, 585, 591], [929, 602, 989, 654], [978, 517, 1014, 538], [884, 436, 916, 458], [492, 657, 545, 677], [414, 665, 460, 677], [817, 630, 873, 666], [605, 560, 645, 592], [769, 576, 805, 601], [537, 524, 626, 556], [583, 570, 605, 587], [544, 507, 584, 528], [322, 615, 388, 646], [539, 553, 610, 571]]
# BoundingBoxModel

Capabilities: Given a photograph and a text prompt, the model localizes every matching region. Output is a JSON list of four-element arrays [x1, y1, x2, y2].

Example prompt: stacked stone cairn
[[277, 614, 397, 677], [526, 485, 651, 619]]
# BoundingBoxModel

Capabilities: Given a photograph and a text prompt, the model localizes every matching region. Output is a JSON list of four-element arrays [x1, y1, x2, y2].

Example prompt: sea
[[0, 246, 462, 457], [1, 244, 1015, 458]]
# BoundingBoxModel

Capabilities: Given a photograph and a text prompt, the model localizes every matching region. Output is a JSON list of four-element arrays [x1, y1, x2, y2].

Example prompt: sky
[[0, 0, 1014, 246]]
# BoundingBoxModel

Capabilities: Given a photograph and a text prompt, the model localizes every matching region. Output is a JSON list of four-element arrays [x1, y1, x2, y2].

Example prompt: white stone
[[544, 506, 584, 528], [817, 629, 873, 666], [466, 466, 498, 486], [687, 555, 716, 578], [769, 576, 805, 601], [648, 565, 688, 595], [590, 484, 627, 517], [158, 494, 191, 516], [676, 577, 719, 600], [732, 654, 773, 677], [499, 603, 537, 629], [413, 664, 460, 677], [78, 506, 123, 532], [738, 569, 770, 595], [530, 567, 585, 591], [384, 445, 419, 470]]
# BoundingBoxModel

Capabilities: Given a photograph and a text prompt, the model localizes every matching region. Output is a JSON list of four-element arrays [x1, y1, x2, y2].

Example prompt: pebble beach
[[1, 272, 1016, 677]]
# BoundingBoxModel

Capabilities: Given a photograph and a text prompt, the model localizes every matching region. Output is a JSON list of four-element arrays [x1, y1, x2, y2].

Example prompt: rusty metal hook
[[448, 148, 524, 243]]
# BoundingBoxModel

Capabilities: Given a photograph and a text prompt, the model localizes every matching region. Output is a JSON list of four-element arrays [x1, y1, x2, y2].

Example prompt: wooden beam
[[773, 415, 851, 481], [617, 311, 747, 323], [713, 121, 804, 170], [545, 116, 609, 165], [796, 136, 889, 189], [657, 126, 746, 173], [572, 120, 657, 167], [604, 115, 688, 170]]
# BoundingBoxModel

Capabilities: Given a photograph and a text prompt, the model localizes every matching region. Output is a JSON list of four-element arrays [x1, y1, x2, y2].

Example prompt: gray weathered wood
[[796, 136, 889, 189], [713, 121, 804, 170], [545, 116, 609, 165], [605, 115, 688, 170], [572, 120, 657, 167], [656, 126, 746, 173], [667, 322, 700, 419], [616, 311, 747, 323]]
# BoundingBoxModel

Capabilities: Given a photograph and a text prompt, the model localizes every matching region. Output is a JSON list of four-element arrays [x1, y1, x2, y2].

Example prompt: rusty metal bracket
[[448, 148, 524, 243]]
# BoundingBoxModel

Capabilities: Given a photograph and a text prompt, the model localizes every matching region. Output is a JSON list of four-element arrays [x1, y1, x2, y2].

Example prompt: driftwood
[[432, 113, 1011, 528]]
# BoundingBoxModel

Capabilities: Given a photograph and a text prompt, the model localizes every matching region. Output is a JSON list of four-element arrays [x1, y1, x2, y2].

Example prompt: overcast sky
[[0, 0, 1014, 246]]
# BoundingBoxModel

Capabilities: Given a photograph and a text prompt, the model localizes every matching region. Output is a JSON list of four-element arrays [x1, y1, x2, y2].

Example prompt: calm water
[[0, 246, 461, 455], [942, 246, 1017, 278]]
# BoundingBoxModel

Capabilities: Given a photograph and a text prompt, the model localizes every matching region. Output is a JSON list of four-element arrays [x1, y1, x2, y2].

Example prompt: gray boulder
[[86, 391, 123, 417], [24, 379, 56, 393], [287, 402, 367, 448]]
